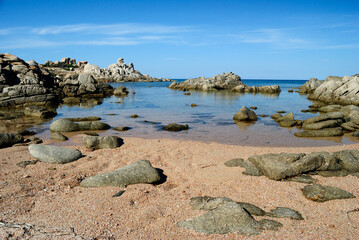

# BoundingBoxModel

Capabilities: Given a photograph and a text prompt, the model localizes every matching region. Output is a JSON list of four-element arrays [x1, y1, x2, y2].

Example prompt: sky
[[0, 0, 358, 79]]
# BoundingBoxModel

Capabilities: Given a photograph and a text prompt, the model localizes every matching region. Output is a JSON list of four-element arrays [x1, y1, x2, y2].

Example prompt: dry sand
[[1, 135, 359, 239]]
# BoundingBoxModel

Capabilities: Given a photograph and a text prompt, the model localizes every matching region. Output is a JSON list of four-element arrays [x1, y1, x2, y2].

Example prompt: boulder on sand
[[302, 184, 355, 202], [80, 160, 161, 187], [83, 136, 123, 149], [28, 144, 82, 164]]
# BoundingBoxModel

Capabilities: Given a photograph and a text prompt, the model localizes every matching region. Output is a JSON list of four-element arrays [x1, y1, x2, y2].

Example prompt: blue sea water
[[32, 79, 358, 147]]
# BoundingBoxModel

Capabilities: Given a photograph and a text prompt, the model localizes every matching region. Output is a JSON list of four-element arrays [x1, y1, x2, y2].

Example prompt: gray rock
[[334, 150, 359, 172], [302, 119, 343, 130], [258, 219, 283, 231], [65, 116, 101, 122], [303, 112, 344, 125], [0, 133, 23, 148], [299, 78, 323, 93], [80, 160, 161, 187], [50, 119, 79, 132], [236, 202, 266, 216], [50, 119, 110, 132], [162, 123, 189, 131], [77, 121, 111, 131], [302, 184, 355, 202], [83, 136, 122, 149], [24, 106, 57, 119], [114, 86, 129, 96], [50, 132, 68, 141], [113, 126, 130, 131], [353, 131, 359, 137], [248, 153, 324, 180], [190, 196, 233, 211], [28, 144, 82, 164], [240, 160, 262, 176], [318, 105, 342, 113], [177, 202, 262, 235], [294, 127, 343, 137], [286, 174, 317, 184], [233, 106, 258, 121], [16, 160, 37, 168], [267, 207, 303, 220], [224, 158, 244, 167], [308, 75, 359, 105], [271, 113, 282, 120]]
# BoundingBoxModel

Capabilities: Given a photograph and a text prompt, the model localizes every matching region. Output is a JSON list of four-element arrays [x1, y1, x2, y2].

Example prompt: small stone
[[50, 132, 68, 141], [113, 190, 125, 197], [16, 160, 37, 168], [113, 126, 130, 131], [162, 123, 189, 132], [28, 144, 82, 164], [258, 219, 283, 231], [190, 104, 198, 107], [250, 106, 257, 110], [83, 132, 99, 136], [301, 184, 355, 202], [267, 207, 303, 220], [130, 114, 139, 118], [183, 92, 191, 95], [277, 111, 286, 114]]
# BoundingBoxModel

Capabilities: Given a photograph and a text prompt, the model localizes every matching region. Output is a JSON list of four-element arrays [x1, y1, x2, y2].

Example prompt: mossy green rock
[[80, 160, 161, 188], [301, 184, 355, 202]]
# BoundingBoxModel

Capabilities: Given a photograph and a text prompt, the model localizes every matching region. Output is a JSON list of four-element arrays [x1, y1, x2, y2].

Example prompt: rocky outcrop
[[307, 75, 359, 105], [80, 160, 161, 187], [0, 53, 57, 108], [83, 58, 164, 82], [299, 78, 323, 93], [57, 73, 114, 98], [247, 149, 359, 180], [169, 72, 281, 93]]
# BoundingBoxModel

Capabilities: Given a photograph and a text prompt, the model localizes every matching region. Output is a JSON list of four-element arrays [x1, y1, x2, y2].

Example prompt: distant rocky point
[[44, 57, 169, 82], [299, 75, 359, 105], [169, 72, 281, 93]]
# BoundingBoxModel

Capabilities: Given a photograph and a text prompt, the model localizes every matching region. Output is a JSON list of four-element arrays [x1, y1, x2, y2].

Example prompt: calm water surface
[[31, 79, 359, 147]]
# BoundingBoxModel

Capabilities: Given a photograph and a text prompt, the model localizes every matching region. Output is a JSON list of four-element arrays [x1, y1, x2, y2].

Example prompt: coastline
[[1, 136, 359, 239]]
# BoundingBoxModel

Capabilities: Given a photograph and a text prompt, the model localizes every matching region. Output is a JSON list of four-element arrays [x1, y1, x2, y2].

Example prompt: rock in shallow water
[[162, 123, 189, 131], [80, 160, 161, 188], [233, 106, 258, 122], [50, 132, 68, 141], [50, 119, 110, 132], [28, 144, 82, 164], [301, 184, 355, 202]]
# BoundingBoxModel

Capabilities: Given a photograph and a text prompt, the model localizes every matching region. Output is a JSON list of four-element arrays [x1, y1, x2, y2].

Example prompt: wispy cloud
[[0, 23, 194, 49]]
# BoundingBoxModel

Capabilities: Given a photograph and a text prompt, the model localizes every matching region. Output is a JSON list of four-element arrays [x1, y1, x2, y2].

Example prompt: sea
[[26, 79, 359, 147]]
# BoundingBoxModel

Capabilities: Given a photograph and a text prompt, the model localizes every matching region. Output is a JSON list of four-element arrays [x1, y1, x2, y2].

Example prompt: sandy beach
[[1, 135, 359, 239]]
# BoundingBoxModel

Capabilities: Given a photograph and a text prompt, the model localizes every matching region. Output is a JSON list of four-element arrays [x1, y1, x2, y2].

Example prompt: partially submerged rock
[[80, 160, 161, 187], [24, 106, 57, 119], [83, 136, 123, 149], [114, 86, 129, 96], [177, 202, 262, 235], [28, 144, 82, 164], [50, 132, 68, 141], [162, 123, 189, 132], [50, 119, 110, 132], [294, 127, 343, 137], [233, 106, 258, 122], [302, 184, 355, 202]]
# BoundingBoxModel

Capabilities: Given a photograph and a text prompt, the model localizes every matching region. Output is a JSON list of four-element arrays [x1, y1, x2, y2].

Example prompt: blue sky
[[1, 0, 358, 79]]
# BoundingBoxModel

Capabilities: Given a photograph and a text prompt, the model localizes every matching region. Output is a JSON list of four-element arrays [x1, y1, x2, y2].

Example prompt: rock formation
[[169, 72, 281, 93], [300, 75, 359, 105], [0, 53, 57, 107]]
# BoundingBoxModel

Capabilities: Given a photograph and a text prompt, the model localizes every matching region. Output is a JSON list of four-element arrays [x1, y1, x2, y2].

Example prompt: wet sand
[[1, 136, 359, 239]]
